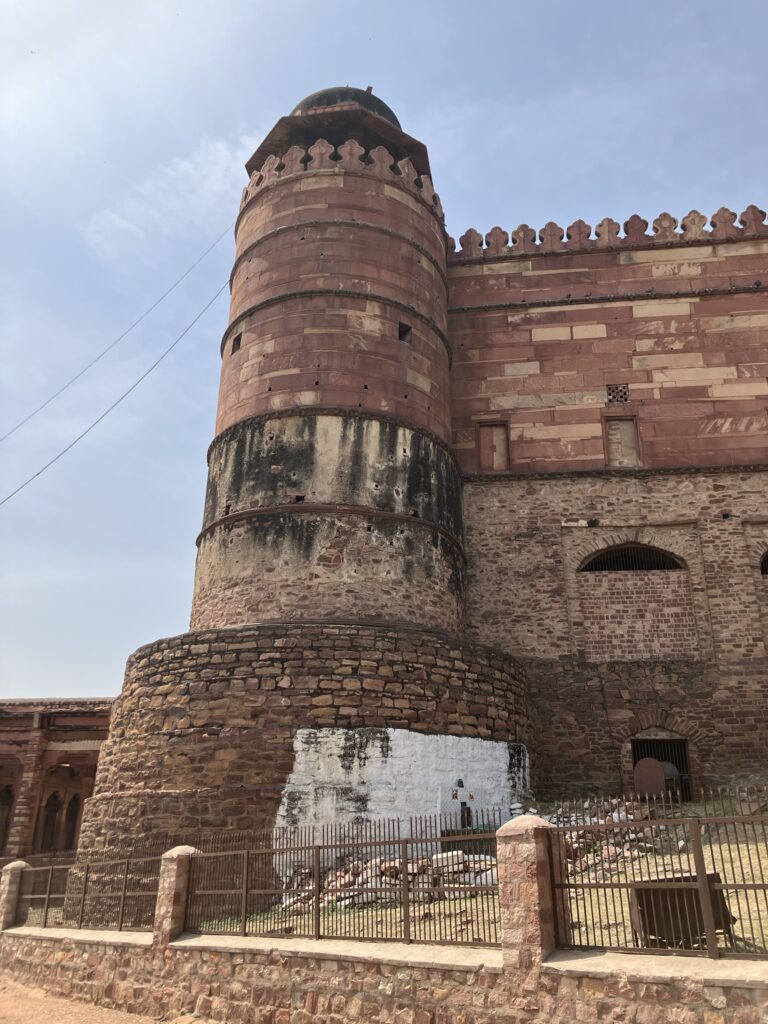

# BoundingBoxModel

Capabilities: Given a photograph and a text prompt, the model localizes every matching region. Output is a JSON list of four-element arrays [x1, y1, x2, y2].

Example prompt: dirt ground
[[0, 980, 183, 1024]]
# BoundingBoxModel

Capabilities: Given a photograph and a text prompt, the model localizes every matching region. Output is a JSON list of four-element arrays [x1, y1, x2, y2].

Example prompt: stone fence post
[[0, 860, 29, 931], [496, 814, 557, 971], [152, 846, 198, 950]]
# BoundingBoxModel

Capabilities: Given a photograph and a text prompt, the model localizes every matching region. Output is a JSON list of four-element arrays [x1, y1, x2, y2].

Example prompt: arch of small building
[[39, 791, 63, 853], [578, 542, 685, 573], [616, 712, 701, 797]]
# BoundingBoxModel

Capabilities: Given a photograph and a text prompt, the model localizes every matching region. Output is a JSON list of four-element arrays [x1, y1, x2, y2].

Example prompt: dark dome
[[290, 87, 401, 129]]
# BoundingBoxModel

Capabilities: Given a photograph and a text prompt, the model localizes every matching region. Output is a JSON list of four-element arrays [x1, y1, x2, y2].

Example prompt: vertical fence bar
[[400, 840, 411, 944], [687, 819, 719, 959], [313, 844, 321, 940], [42, 866, 53, 928], [546, 830, 562, 948], [240, 850, 248, 937], [117, 860, 129, 932], [78, 864, 89, 929]]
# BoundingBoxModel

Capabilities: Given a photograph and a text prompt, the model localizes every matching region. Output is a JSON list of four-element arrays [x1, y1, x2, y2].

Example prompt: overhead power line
[[0, 221, 234, 443], [0, 281, 229, 509]]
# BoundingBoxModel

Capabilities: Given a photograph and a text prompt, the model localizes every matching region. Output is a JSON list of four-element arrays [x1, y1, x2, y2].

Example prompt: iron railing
[[15, 855, 161, 931], [549, 787, 768, 959], [185, 809, 502, 946]]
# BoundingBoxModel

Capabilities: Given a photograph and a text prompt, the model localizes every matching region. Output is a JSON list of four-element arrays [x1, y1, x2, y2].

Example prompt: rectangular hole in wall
[[605, 417, 640, 468], [398, 322, 412, 343], [231, 333, 242, 355]]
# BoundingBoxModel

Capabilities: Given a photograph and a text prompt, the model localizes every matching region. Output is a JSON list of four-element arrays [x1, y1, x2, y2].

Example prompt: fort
[[1, 85, 767, 860]]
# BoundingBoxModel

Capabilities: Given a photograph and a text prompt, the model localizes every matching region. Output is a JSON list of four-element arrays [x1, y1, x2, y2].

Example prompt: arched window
[[580, 544, 683, 572], [64, 794, 81, 851], [40, 792, 63, 853], [0, 786, 13, 854], [761, 552, 768, 576]]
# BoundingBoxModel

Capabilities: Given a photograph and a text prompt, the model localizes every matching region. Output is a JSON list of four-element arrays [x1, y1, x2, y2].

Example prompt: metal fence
[[185, 809, 502, 946], [549, 787, 768, 959], [15, 855, 161, 931]]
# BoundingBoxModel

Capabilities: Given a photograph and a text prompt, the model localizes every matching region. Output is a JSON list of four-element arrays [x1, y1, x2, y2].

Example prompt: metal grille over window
[[580, 544, 683, 572], [607, 383, 629, 404]]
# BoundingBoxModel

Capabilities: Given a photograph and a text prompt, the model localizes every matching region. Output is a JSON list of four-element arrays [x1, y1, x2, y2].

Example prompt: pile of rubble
[[554, 797, 688, 877], [282, 848, 498, 911]]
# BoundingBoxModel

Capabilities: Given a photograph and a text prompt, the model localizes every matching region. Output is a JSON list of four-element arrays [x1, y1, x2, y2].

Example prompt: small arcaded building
[[18, 87, 766, 854], [0, 700, 110, 858]]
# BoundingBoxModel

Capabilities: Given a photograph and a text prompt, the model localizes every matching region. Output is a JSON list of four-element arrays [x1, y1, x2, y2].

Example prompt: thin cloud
[[82, 133, 260, 261]]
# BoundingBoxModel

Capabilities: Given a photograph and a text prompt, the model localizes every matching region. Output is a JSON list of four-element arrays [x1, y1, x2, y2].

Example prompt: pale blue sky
[[1, 0, 766, 697]]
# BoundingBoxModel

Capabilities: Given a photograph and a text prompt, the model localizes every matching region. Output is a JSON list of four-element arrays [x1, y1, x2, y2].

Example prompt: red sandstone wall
[[577, 571, 699, 661], [448, 208, 768, 473], [219, 140, 449, 442]]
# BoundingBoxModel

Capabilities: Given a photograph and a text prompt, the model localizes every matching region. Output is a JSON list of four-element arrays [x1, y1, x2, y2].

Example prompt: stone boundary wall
[[77, 623, 532, 853], [3, 932, 765, 1024], [1, 823, 765, 1024]]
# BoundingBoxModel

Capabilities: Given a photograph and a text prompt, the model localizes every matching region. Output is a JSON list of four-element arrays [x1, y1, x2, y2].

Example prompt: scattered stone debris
[[548, 797, 691, 878], [281, 849, 498, 911]]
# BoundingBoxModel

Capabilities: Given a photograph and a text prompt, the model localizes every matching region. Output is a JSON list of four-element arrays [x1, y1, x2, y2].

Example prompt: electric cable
[[0, 281, 229, 508], [0, 221, 234, 443]]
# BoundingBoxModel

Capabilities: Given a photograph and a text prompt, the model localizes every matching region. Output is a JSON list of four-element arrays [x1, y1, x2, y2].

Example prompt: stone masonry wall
[[77, 623, 531, 853], [2, 931, 765, 1024], [462, 468, 767, 794], [191, 512, 465, 633], [577, 570, 699, 661], [463, 468, 767, 662], [521, 656, 768, 795]]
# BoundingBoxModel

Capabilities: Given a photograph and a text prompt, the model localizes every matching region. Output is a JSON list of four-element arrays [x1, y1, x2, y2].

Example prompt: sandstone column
[[5, 723, 47, 857], [0, 860, 28, 931], [496, 814, 558, 971], [152, 845, 198, 950]]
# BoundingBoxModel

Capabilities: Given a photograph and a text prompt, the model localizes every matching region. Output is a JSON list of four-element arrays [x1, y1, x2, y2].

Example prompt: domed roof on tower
[[290, 86, 401, 129], [246, 85, 430, 178]]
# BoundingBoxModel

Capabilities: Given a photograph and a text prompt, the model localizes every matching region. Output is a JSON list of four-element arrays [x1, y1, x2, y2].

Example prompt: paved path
[[0, 980, 164, 1024]]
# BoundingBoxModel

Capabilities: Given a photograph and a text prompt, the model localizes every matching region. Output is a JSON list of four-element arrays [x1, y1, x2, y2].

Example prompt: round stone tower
[[77, 90, 531, 853], [191, 86, 462, 634]]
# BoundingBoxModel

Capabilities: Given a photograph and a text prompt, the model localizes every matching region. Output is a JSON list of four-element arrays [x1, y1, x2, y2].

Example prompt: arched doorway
[[40, 792, 63, 853], [64, 794, 81, 850], [0, 786, 13, 854], [620, 725, 695, 800]]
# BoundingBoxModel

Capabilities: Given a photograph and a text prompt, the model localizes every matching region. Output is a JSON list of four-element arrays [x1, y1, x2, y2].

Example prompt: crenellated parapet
[[240, 138, 444, 221], [449, 204, 768, 260]]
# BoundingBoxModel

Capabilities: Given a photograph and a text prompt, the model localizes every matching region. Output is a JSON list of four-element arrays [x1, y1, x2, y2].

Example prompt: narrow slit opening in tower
[[231, 333, 242, 355], [398, 322, 412, 343]]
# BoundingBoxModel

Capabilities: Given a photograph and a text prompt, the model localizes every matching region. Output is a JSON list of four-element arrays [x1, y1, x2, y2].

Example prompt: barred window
[[580, 544, 683, 572], [606, 383, 629, 404]]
